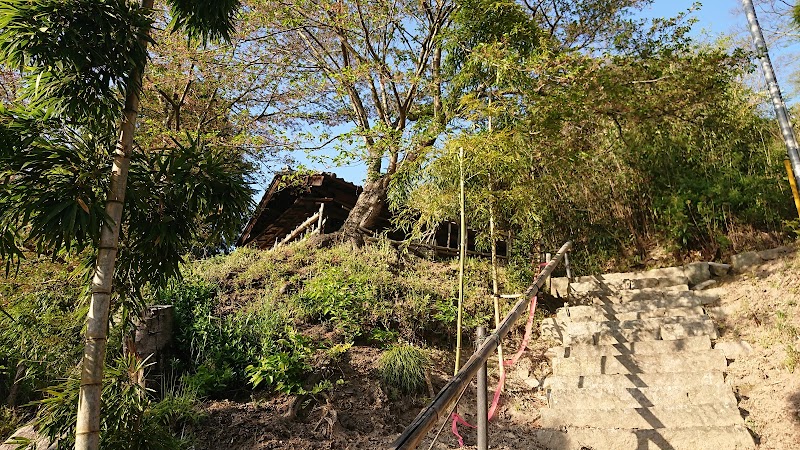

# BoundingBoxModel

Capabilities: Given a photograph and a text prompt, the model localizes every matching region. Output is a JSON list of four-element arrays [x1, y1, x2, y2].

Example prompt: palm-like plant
[[0, 1, 244, 449]]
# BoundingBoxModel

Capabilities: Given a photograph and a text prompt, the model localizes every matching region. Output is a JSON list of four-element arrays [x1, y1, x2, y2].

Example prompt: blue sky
[[261, 1, 798, 188]]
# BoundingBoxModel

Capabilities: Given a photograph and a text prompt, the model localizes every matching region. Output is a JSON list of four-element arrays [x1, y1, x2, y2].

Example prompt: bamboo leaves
[[0, 0, 153, 123]]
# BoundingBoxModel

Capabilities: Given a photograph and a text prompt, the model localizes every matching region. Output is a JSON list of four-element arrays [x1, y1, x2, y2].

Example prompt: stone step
[[551, 349, 726, 376], [575, 267, 685, 284], [542, 316, 719, 345], [571, 286, 699, 304], [574, 263, 711, 284], [569, 276, 690, 293], [543, 370, 724, 390], [535, 425, 755, 450], [592, 292, 718, 312], [539, 404, 745, 429], [552, 263, 713, 298], [547, 336, 712, 359], [572, 283, 690, 297], [548, 384, 737, 409], [556, 305, 705, 322]]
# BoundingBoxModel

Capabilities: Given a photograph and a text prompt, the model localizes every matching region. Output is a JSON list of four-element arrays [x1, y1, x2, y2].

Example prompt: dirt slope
[[191, 249, 800, 450]]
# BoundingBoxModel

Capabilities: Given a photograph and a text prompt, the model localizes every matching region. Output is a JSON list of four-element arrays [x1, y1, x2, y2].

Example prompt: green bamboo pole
[[455, 145, 466, 375]]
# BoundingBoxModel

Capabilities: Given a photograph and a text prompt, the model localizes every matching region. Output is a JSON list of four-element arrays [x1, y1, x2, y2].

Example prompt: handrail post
[[476, 326, 488, 450], [545, 252, 552, 293], [388, 241, 572, 450], [564, 251, 572, 301]]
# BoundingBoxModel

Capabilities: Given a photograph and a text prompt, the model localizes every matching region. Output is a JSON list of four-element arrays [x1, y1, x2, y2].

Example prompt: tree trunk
[[339, 175, 391, 246], [75, 1, 154, 449]]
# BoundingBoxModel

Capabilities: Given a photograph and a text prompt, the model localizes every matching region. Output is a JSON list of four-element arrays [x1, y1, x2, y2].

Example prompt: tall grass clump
[[378, 344, 429, 396]]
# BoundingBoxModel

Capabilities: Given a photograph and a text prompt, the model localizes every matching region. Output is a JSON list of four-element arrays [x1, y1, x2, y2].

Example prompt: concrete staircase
[[535, 268, 755, 450]]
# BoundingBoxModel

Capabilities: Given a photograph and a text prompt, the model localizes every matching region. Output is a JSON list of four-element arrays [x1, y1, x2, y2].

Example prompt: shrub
[[161, 278, 312, 397], [35, 355, 191, 450], [244, 328, 314, 394], [378, 344, 429, 396], [0, 256, 84, 410]]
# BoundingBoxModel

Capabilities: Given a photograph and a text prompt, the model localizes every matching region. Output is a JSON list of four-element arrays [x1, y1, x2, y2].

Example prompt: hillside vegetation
[[0, 241, 532, 447]]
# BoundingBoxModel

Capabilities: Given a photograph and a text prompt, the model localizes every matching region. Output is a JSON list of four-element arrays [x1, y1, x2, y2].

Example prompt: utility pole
[[742, 0, 800, 214]]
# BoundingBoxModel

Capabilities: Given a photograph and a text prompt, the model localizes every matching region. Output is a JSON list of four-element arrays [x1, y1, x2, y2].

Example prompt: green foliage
[[245, 330, 313, 394], [0, 0, 153, 123], [120, 135, 255, 293], [786, 344, 799, 374], [294, 267, 380, 338], [0, 112, 254, 295], [193, 241, 509, 346], [0, 256, 85, 409], [408, 5, 793, 273], [378, 344, 429, 396], [36, 355, 192, 450], [794, 3, 800, 29], [166, 0, 240, 43], [446, 0, 540, 105], [0, 112, 111, 260], [0, 406, 19, 442], [161, 278, 310, 396]]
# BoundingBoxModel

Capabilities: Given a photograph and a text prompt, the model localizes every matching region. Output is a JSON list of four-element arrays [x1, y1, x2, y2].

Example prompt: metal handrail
[[388, 241, 573, 450]]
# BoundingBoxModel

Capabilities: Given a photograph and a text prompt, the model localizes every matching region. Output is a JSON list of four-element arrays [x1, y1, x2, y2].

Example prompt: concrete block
[[540, 317, 572, 344], [684, 262, 711, 285], [561, 316, 718, 345], [714, 340, 753, 361], [692, 279, 717, 291], [547, 336, 712, 359], [709, 262, 731, 277], [543, 371, 724, 390], [534, 425, 755, 450], [758, 245, 794, 260], [548, 384, 737, 409], [558, 305, 705, 323], [615, 306, 706, 321], [540, 404, 745, 429], [551, 349, 726, 376], [551, 277, 569, 297], [596, 293, 718, 314], [660, 317, 718, 340], [730, 251, 762, 272], [628, 276, 690, 290]]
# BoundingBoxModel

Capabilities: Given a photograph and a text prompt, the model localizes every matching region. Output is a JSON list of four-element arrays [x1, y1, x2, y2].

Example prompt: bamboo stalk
[[489, 200, 504, 380], [785, 159, 800, 218], [455, 145, 466, 376], [75, 2, 155, 449], [389, 242, 573, 450]]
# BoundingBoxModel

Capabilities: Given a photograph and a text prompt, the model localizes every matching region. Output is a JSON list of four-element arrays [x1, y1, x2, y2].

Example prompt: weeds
[[0, 406, 19, 442], [36, 355, 193, 450], [785, 344, 799, 374], [245, 329, 314, 394], [379, 344, 429, 396], [774, 311, 800, 373]]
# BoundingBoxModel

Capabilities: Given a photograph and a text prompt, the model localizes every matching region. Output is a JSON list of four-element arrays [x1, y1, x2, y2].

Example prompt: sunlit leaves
[[0, 107, 110, 261], [0, 0, 153, 123], [0, 107, 253, 295], [119, 134, 254, 294]]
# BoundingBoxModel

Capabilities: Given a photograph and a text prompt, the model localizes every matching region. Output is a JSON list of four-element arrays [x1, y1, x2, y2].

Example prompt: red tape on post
[[450, 295, 538, 445]]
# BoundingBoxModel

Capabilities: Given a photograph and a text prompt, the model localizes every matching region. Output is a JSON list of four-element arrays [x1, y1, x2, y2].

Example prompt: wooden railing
[[388, 241, 573, 450]]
